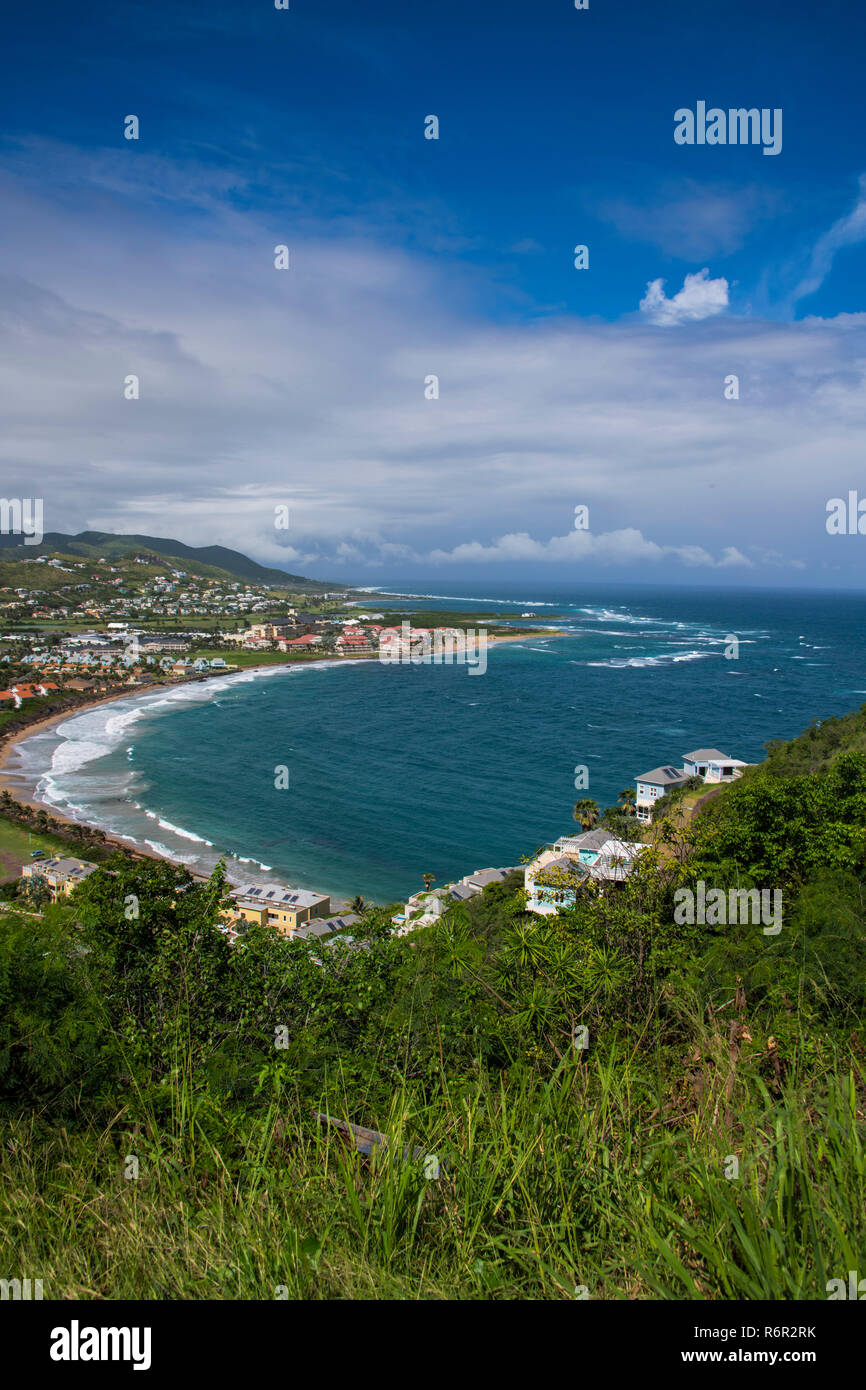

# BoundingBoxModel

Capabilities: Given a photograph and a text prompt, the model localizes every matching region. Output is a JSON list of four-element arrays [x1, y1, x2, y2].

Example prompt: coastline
[[0, 664, 350, 883], [0, 632, 561, 892], [0, 629, 554, 793], [0, 681, 192, 870]]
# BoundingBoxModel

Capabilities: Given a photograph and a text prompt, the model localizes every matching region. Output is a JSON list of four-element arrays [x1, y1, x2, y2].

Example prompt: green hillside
[[756, 704, 866, 778], [1, 704, 864, 1299], [0, 530, 346, 592]]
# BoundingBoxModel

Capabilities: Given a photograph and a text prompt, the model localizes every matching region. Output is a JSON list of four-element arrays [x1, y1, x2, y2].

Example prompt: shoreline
[[0, 664, 354, 887], [0, 680, 204, 872], [0, 631, 563, 894], [0, 628, 556, 787]]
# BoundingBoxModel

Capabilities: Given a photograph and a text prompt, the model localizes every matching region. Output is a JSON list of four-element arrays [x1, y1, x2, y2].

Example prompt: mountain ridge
[[0, 530, 346, 591]]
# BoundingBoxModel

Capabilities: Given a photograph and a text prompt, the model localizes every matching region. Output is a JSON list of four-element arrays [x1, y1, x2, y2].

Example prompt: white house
[[391, 867, 518, 935], [392, 891, 449, 935], [682, 748, 748, 782], [635, 747, 750, 822], [525, 832, 646, 916]]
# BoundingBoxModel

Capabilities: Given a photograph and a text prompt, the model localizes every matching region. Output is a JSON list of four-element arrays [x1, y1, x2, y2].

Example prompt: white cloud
[[0, 142, 863, 583], [426, 529, 752, 568], [717, 546, 753, 568], [596, 181, 780, 259], [640, 268, 730, 325], [792, 173, 866, 306]]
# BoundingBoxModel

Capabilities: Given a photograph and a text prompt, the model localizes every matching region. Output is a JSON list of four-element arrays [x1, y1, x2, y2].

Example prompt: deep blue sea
[[9, 583, 866, 905]]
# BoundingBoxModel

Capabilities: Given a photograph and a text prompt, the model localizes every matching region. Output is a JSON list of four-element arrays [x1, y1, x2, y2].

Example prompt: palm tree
[[422, 872, 435, 893], [348, 895, 367, 915], [616, 787, 637, 816], [572, 798, 600, 831]]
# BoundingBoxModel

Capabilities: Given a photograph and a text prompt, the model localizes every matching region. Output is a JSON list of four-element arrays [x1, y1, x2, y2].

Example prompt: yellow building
[[226, 885, 331, 936], [21, 856, 98, 900]]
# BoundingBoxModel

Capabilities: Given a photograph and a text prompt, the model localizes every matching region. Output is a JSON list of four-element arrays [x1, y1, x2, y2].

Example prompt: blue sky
[[2, 0, 866, 586]]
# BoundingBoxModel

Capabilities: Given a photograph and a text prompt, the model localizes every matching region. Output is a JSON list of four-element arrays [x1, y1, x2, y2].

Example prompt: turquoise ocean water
[[7, 583, 866, 904]]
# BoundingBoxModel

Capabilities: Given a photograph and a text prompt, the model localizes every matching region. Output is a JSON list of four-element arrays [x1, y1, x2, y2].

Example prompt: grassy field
[[0, 817, 97, 882], [190, 648, 337, 668], [0, 693, 74, 735]]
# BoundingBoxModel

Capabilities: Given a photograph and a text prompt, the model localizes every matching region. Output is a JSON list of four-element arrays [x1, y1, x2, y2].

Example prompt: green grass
[[3, 701, 866, 1301], [0, 693, 68, 734], [2, 1053, 862, 1300], [190, 648, 335, 668], [0, 818, 91, 859], [0, 817, 99, 882]]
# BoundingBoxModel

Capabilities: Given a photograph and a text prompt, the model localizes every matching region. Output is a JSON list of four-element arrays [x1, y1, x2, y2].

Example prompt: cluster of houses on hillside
[[20, 855, 359, 947], [4, 594, 482, 683], [2, 562, 282, 625], [634, 747, 748, 822], [391, 866, 517, 933], [519, 743, 751, 914], [16, 739, 752, 939], [15, 631, 234, 684], [0, 680, 60, 709], [524, 830, 647, 916]]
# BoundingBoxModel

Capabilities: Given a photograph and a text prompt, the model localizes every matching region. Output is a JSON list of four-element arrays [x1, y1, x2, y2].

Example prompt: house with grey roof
[[635, 747, 750, 822], [294, 912, 359, 940], [524, 832, 646, 916], [634, 765, 690, 823], [447, 884, 476, 902], [21, 855, 98, 900], [459, 866, 516, 891], [227, 883, 331, 936], [682, 749, 748, 782], [391, 866, 518, 935]]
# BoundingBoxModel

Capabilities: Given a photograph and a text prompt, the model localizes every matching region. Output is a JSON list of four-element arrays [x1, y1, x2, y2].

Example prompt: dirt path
[[683, 784, 727, 821]]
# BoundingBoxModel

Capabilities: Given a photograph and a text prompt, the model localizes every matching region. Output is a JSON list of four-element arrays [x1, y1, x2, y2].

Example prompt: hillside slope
[[0, 530, 346, 591]]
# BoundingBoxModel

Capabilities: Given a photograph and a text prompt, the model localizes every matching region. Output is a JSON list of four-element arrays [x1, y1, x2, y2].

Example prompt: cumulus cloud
[[640, 268, 730, 325], [426, 529, 753, 568]]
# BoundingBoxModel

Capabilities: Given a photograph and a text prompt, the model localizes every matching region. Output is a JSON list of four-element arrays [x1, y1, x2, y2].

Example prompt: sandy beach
[[0, 628, 552, 796], [0, 681, 177, 867], [0, 631, 560, 889]]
